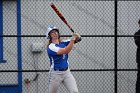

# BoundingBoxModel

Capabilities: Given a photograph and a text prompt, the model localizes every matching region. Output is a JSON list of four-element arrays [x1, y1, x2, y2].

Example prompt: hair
[[138, 19, 140, 24], [46, 39, 52, 48]]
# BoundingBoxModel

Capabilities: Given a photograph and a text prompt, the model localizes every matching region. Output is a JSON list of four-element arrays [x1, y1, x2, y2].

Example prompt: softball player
[[46, 26, 81, 93]]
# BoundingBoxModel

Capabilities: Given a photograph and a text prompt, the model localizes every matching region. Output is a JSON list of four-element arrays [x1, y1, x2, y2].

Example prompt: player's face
[[50, 30, 59, 39]]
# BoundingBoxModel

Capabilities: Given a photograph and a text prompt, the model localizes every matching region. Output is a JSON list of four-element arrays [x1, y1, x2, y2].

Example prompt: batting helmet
[[46, 26, 59, 39]]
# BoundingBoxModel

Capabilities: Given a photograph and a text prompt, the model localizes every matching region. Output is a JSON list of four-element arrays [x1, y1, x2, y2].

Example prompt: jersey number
[[63, 54, 66, 59]]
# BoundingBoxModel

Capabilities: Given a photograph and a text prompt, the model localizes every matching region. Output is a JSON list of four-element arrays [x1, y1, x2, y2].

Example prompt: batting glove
[[73, 33, 82, 43]]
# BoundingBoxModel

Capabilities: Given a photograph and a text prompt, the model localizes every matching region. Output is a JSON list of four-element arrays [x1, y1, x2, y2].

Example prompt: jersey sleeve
[[47, 44, 60, 55], [62, 39, 70, 46]]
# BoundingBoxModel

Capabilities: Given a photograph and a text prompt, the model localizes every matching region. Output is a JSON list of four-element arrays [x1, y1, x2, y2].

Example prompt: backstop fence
[[0, 0, 140, 93]]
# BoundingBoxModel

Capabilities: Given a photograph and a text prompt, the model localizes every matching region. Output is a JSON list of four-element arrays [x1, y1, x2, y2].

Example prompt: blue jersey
[[47, 39, 70, 69]]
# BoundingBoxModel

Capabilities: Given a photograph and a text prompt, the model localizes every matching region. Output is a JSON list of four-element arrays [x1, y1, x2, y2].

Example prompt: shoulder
[[48, 43, 60, 52], [48, 43, 55, 48]]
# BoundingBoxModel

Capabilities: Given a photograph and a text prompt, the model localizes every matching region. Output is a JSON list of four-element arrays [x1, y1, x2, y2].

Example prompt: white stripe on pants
[[48, 68, 79, 93]]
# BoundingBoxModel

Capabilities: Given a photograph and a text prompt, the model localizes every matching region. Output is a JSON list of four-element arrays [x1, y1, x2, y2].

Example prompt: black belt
[[54, 67, 68, 71]]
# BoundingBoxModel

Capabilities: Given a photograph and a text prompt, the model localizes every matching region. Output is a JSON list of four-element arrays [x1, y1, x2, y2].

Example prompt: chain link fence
[[0, 0, 140, 93]]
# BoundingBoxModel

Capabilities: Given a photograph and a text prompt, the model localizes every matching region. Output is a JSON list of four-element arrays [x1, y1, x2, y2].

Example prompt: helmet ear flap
[[47, 35, 51, 39], [57, 31, 60, 39], [48, 32, 52, 39], [58, 34, 60, 39]]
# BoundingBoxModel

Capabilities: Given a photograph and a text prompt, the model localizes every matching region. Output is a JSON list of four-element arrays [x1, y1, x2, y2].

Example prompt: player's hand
[[71, 33, 77, 41], [73, 33, 82, 43]]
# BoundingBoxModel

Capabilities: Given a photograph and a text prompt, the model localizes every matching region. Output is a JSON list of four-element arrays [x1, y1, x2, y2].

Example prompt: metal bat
[[50, 3, 74, 33]]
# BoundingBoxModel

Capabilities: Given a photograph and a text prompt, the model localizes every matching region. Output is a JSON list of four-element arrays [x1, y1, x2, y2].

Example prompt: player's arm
[[57, 36, 76, 55], [134, 32, 140, 48]]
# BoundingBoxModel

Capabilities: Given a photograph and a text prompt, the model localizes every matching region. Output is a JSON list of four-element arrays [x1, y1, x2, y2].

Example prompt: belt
[[54, 67, 68, 71]]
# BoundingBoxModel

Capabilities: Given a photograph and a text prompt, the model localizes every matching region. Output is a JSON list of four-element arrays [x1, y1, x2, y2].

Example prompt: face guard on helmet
[[46, 26, 60, 39]]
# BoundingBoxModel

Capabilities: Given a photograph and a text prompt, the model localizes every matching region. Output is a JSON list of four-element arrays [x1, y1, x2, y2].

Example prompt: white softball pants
[[48, 68, 79, 93]]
